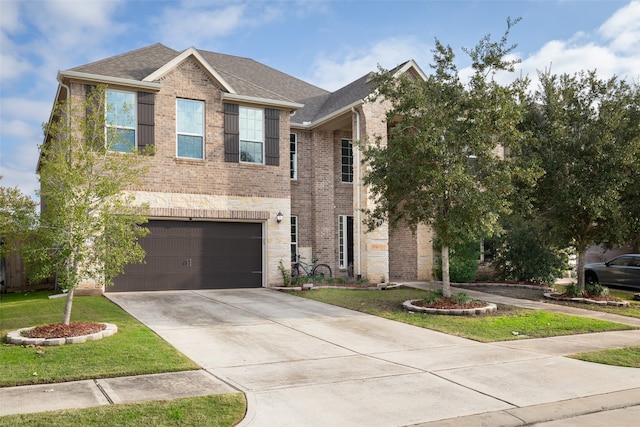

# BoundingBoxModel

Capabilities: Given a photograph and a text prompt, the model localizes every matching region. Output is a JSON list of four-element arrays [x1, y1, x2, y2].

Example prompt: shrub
[[434, 240, 480, 283], [451, 292, 473, 305], [278, 260, 291, 286], [564, 283, 585, 297], [491, 216, 569, 286], [424, 289, 443, 305], [585, 282, 610, 297]]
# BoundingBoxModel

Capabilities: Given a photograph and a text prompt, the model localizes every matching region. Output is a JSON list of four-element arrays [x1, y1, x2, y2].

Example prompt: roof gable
[[143, 47, 235, 93]]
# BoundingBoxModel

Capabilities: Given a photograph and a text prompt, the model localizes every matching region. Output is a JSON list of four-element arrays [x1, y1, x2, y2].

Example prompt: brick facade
[[54, 47, 435, 288]]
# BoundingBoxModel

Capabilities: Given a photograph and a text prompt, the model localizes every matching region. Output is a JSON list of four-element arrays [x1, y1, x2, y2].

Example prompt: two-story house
[[44, 43, 435, 292]]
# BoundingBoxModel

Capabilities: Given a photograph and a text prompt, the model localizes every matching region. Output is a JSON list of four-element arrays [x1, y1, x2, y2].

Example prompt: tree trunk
[[442, 245, 451, 298], [62, 288, 74, 325], [576, 250, 586, 292]]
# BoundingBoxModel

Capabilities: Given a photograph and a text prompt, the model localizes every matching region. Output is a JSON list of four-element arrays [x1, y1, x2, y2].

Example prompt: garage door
[[110, 220, 263, 292]]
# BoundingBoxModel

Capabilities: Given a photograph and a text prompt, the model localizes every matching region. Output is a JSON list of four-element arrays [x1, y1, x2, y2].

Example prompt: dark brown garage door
[[110, 220, 263, 292]]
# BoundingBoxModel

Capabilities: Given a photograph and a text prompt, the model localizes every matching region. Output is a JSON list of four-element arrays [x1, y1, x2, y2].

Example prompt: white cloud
[[0, 97, 51, 122], [598, 0, 640, 54], [308, 37, 432, 91], [0, 50, 33, 81], [0, 0, 23, 33], [152, 3, 246, 49], [489, 1, 640, 91]]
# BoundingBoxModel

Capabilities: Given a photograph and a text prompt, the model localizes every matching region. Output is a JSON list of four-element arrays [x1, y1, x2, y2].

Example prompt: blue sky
[[1, 0, 639, 200]]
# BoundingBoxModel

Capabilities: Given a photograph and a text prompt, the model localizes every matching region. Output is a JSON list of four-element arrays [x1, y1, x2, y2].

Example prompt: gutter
[[352, 107, 362, 279], [222, 93, 304, 111], [58, 70, 162, 91]]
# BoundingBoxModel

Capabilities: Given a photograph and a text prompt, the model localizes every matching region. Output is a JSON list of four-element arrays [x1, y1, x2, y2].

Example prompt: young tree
[[522, 70, 640, 291], [34, 85, 150, 324], [362, 19, 527, 297]]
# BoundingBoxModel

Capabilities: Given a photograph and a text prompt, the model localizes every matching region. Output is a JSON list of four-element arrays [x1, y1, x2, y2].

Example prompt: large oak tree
[[521, 70, 640, 291], [362, 20, 527, 297]]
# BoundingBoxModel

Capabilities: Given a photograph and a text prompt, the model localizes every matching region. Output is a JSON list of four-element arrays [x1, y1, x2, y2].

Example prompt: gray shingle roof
[[68, 43, 382, 125], [71, 43, 179, 81]]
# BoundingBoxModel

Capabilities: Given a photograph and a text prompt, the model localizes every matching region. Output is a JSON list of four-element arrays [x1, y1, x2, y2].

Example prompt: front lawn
[[291, 288, 635, 342], [0, 394, 246, 427], [569, 346, 640, 368], [0, 291, 199, 387]]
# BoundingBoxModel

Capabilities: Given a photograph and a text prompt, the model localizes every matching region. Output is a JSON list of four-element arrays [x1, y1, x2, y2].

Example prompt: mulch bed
[[22, 322, 106, 339]]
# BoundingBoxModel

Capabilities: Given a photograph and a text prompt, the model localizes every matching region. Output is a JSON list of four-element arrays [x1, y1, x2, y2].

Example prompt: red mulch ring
[[22, 322, 106, 339], [412, 298, 487, 310]]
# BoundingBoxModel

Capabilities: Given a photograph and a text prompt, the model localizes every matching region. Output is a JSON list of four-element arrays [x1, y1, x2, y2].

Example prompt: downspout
[[352, 107, 362, 278]]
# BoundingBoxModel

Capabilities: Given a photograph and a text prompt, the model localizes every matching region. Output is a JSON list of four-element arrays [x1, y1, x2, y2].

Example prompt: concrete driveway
[[106, 289, 640, 426]]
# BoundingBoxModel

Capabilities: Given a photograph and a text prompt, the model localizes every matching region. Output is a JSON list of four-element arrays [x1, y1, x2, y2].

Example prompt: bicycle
[[291, 255, 332, 285]]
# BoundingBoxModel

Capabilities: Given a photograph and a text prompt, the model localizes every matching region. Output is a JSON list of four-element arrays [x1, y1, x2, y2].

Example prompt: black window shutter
[[265, 108, 280, 166], [137, 92, 155, 154], [224, 103, 239, 162]]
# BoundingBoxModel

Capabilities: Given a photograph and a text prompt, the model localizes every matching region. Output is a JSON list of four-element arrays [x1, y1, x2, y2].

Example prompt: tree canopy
[[362, 19, 528, 296], [519, 70, 640, 289], [0, 181, 38, 260]]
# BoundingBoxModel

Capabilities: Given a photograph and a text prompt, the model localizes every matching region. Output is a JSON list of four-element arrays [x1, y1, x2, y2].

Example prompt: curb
[[411, 387, 640, 426]]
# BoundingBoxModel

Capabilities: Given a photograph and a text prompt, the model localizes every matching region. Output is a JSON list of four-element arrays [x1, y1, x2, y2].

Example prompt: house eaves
[[143, 47, 236, 93], [58, 70, 162, 92], [222, 93, 303, 111], [291, 99, 363, 129], [391, 59, 427, 80]]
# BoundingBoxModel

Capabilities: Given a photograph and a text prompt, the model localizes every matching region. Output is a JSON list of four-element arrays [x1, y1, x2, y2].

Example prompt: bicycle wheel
[[312, 264, 332, 279], [291, 264, 301, 285]]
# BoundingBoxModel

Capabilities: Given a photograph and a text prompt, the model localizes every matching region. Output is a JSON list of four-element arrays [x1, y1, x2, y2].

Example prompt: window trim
[[291, 215, 298, 261], [338, 215, 349, 269], [176, 98, 205, 160], [105, 89, 137, 153], [239, 105, 264, 164], [341, 138, 353, 183], [290, 133, 298, 180]]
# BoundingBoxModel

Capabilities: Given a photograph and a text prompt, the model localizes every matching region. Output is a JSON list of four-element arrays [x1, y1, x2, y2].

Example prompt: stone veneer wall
[[356, 103, 389, 282]]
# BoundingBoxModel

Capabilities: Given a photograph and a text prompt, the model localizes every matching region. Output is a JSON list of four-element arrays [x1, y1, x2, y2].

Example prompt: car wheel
[[585, 271, 598, 285]]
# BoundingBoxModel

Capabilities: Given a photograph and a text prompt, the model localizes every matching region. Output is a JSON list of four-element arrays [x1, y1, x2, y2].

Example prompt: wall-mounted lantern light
[[276, 211, 284, 224]]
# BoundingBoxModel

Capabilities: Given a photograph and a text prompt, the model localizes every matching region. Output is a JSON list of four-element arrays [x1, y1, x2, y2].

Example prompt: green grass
[[0, 291, 200, 387], [291, 288, 635, 342], [0, 394, 246, 427], [569, 346, 640, 368], [552, 285, 640, 319]]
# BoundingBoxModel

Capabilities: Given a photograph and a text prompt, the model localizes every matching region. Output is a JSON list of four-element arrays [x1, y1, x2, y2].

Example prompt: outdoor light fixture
[[276, 211, 284, 223]]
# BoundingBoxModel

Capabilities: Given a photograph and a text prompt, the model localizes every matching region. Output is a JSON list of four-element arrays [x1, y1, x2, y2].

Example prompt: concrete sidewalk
[[1, 287, 639, 426]]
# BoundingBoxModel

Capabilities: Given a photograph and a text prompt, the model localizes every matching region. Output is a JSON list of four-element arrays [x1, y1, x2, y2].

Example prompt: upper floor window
[[341, 139, 353, 183], [290, 133, 298, 179], [106, 90, 136, 152], [240, 106, 264, 163], [176, 99, 204, 159]]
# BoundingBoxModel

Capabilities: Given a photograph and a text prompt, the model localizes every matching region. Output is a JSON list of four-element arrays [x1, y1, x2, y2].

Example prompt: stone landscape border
[[544, 293, 630, 307], [6, 323, 118, 346], [403, 299, 497, 315]]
